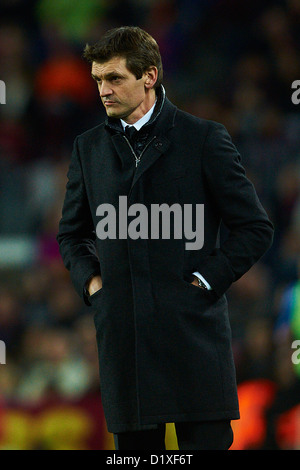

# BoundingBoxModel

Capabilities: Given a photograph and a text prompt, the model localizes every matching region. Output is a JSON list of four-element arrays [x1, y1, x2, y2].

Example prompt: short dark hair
[[83, 26, 163, 89]]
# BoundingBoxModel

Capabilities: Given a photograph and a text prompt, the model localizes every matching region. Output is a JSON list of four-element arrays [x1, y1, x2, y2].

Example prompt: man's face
[[91, 57, 150, 123]]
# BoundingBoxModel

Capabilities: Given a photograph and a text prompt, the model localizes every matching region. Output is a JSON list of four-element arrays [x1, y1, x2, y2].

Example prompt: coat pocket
[[89, 287, 103, 302], [181, 275, 218, 305], [182, 277, 210, 295], [90, 288, 105, 328]]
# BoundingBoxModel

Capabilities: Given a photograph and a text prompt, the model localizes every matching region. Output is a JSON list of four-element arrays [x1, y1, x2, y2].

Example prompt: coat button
[[155, 141, 163, 148]]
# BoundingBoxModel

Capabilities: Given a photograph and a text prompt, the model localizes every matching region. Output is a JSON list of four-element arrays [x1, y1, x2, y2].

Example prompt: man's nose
[[99, 81, 113, 97]]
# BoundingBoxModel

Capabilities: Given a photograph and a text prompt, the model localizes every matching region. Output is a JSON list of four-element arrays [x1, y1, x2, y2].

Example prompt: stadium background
[[0, 0, 300, 450]]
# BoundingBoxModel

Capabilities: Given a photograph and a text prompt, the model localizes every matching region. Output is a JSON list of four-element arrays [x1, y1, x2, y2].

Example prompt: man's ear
[[144, 66, 158, 89]]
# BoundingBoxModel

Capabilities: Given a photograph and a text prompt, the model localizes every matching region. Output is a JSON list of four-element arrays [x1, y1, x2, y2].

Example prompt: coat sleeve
[[199, 122, 274, 298], [57, 136, 100, 306]]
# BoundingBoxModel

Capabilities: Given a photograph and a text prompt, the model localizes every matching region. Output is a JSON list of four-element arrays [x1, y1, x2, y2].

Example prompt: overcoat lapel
[[129, 135, 171, 197], [129, 98, 177, 193], [111, 134, 134, 171]]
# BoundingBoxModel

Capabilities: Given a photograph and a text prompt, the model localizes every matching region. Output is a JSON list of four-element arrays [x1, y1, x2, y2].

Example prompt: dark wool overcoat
[[57, 86, 274, 433]]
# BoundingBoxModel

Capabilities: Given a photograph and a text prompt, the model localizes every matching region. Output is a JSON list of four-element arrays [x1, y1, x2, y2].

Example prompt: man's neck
[[122, 89, 156, 126], [121, 98, 157, 131]]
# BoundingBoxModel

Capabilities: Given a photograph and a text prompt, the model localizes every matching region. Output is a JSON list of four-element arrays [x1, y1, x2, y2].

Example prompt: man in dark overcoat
[[57, 26, 274, 450]]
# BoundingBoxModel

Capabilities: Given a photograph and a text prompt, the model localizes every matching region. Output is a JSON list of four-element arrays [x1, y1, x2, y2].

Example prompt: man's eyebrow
[[91, 72, 125, 81], [91, 73, 100, 81]]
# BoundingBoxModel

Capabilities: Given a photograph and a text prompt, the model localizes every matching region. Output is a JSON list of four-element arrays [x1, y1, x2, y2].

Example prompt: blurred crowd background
[[0, 0, 300, 450]]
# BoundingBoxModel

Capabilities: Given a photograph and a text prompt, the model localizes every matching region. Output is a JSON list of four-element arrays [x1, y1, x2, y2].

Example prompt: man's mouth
[[104, 100, 117, 106]]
